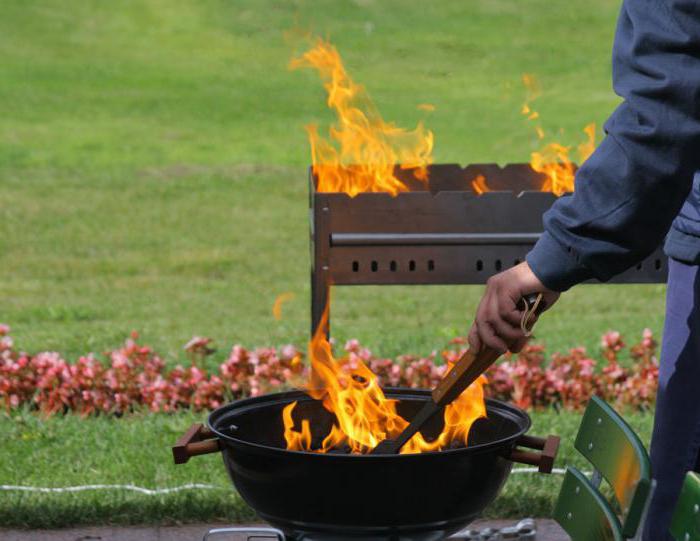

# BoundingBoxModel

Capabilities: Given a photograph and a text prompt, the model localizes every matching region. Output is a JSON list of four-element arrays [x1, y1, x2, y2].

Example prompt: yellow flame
[[283, 305, 487, 454], [272, 292, 295, 321], [466, 75, 596, 196], [283, 401, 312, 449], [578, 123, 597, 162], [521, 74, 596, 195], [522, 73, 541, 102], [291, 38, 434, 196], [471, 174, 489, 194], [530, 123, 596, 196]]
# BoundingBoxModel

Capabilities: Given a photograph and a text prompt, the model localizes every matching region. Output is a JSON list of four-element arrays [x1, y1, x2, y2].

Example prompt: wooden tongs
[[370, 293, 545, 455]]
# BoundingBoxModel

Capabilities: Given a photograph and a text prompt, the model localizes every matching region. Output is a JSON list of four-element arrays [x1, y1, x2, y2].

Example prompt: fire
[[530, 124, 595, 196], [293, 41, 595, 198], [470, 174, 489, 195], [290, 38, 434, 196], [272, 292, 295, 321], [521, 74, 596, 196], [283, 306, 487, 454]]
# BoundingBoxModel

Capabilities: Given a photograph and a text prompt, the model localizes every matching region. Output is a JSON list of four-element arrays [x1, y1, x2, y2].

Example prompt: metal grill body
[[310, 163, 668, 334]]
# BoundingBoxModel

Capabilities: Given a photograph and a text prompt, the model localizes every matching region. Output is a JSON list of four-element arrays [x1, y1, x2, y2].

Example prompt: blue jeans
[[644, 258, 700, 540]]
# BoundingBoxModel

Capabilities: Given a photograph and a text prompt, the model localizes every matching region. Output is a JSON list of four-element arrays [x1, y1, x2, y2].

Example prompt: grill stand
[[202, 519, 537, 540]]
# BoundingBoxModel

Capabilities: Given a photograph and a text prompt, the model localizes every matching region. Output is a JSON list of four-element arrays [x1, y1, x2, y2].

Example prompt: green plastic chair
[[671, 471, 700, 541], [554, 396, 654, 540]]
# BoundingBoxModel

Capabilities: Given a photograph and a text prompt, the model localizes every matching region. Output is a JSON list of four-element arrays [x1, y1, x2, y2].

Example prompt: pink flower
[[601, 331, 625, 352], [184, 336, 215, 357], [0, 326, 660, 415]]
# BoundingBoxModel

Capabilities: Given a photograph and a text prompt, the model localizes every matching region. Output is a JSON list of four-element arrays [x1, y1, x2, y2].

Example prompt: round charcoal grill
[[173, 388, 559, 541]]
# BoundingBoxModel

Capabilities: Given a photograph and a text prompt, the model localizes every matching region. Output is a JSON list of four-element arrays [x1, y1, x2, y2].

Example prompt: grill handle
[[506, 434, 560, 474], [172, 423, 221, 464]]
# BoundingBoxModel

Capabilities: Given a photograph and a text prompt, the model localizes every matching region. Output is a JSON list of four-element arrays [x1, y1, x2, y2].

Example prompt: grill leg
[[311, 269, 330, 339]]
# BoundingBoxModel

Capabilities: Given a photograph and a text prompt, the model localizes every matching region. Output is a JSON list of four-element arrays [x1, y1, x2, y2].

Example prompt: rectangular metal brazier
[[310, 163, 667, 333]]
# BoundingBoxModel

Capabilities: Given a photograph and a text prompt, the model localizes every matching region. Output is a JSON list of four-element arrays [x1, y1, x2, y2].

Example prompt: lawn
[[0, 408, 655, 528], [0, 0, 662, 529]]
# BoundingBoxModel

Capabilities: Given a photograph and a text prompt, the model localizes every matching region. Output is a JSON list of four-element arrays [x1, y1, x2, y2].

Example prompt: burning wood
[[290, 37, 433, 196], [286, 36, 491, 454], [471, 74, 597, 196], [292, 39, 598, 199], [282, 304, 487, 454], [522, 74, 597, 196], [285, 38, 626, 455]]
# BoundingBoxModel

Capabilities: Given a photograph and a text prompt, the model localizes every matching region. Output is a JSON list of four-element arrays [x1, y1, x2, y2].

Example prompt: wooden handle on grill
[[172, 423, 221, 464], [507, 434, 560, 473]]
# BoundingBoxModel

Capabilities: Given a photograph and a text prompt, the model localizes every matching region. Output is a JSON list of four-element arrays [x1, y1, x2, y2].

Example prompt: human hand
[[468, 262, 560, 354]]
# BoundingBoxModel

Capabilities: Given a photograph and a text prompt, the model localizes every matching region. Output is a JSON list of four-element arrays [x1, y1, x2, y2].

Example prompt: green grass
[[0, 0, 664, 528], [0, 408, 654, 528], [0, 410, 255, 528], [0, 0, 666, 361]]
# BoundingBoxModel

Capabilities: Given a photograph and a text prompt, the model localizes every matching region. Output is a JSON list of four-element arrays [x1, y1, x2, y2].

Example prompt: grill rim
[[206, 388, 532, 460]]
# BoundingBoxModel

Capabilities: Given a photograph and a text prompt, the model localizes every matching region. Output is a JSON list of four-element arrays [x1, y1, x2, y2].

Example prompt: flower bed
[[0, 324, 658, 415]]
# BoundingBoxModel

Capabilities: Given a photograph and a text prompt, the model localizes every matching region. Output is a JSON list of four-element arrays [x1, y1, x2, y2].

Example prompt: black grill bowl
[[193, 388, 548, 541]]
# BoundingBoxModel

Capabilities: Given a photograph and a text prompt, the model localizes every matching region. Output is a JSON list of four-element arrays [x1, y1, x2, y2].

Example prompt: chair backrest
[[574, 395, 652, 538], [671, 471, 700, 541], [554, 466, 623, 541]]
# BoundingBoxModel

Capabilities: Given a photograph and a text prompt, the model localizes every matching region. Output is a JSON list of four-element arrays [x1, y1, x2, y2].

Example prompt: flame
[[282, 400, 312, 449], [529, 125, 593, 196], [470, 174, 489, 195], [291, 38, 434, 196], [283, 306, 487, 454], [521, 74, 596, 196], [578, 123, 597, 163], [272, 292, 295, 321], [467, 75, 596, 196]]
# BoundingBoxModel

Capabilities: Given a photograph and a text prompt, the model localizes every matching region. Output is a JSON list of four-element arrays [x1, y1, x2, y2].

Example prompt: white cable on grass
[[0, 468, 575, 496], [0, 483, 224, 495]]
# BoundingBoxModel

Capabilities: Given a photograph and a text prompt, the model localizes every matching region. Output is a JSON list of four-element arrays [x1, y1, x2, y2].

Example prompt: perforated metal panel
[[310, 164, 668, 334]]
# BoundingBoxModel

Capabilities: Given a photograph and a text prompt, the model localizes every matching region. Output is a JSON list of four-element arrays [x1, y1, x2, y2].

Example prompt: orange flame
[[290, 38, 434, 196], [530, 123, 596, 196], [283, 306, 487, 454], [521, 74, 596, 196], [470, 174, 489, 195], [272, 292, 295, 321]]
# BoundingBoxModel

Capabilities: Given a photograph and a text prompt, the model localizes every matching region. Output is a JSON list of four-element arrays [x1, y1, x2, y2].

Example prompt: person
[[467, 1, 700, 539]]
